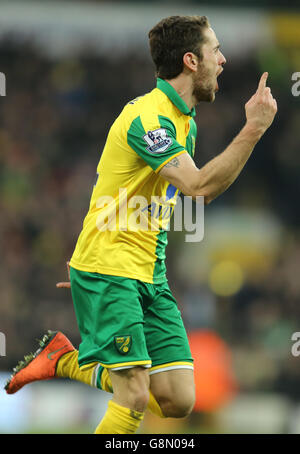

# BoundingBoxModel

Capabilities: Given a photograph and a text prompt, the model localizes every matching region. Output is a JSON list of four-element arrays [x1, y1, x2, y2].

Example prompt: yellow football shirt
[[70, 78, 197, 284]]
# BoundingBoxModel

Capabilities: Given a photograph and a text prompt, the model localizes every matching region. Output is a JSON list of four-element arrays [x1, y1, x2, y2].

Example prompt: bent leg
[[94, 366, 150, 434], [142, 280, 194, 417], [150, 368, 195, 418]]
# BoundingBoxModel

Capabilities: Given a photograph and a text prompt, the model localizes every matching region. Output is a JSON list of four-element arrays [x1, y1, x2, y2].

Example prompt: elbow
[[187, 182, 213, 205]]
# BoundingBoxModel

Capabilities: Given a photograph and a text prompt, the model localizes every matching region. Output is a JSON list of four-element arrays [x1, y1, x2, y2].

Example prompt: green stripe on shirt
[[127, 116, 185, 171]]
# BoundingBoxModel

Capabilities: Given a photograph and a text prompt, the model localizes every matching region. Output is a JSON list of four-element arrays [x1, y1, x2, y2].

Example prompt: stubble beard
[[192, 64, 216, 104]]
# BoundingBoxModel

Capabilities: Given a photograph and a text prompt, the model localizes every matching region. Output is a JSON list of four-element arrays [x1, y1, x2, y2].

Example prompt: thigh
[[142, 281, 194, 374], [70, 267, 151, 370], [150, 368, 195, 412]]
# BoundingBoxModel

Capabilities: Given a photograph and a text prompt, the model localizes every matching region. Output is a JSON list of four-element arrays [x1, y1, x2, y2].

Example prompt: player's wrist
[[242, 121, 265, 143]]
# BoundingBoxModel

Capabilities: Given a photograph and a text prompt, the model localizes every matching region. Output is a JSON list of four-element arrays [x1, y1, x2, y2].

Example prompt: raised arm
[[159, 72, 277, 204]]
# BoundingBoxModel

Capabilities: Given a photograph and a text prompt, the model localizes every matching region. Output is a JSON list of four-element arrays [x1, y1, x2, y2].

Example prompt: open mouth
[[215, 69, 223, 91]]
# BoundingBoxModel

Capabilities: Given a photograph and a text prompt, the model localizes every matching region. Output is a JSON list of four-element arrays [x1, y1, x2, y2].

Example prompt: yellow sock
[[56, 350, 98, 387], [94, 400, 144, 434], [147, 391, 165, 418], [57, 350, 165, 418]]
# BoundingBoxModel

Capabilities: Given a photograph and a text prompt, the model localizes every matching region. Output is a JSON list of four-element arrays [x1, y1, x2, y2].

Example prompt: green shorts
[[70, 267, 193, 374]]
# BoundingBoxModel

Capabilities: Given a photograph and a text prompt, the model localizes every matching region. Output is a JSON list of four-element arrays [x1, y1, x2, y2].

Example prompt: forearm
[[160, 73, 276, 203], [194, 123, 264, 204]]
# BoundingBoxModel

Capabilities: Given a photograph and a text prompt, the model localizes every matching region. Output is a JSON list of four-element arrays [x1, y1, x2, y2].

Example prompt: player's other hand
[[56, 261, 71, 289], [245, 72, 277, 134]]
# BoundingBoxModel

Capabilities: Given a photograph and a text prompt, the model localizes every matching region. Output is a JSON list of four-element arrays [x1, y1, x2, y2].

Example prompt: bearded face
[[192, 61, 217, 103], [192, 28, 226, 104]]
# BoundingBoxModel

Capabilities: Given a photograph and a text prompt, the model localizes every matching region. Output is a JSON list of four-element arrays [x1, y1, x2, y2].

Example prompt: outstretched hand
[[56, 261, 71, 289]]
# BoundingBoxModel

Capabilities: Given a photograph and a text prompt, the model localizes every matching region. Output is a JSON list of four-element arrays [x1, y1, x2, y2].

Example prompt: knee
[[110, 367, 150, 413], [163, 397, 195, 419], [158, 389, 195, 419], [130, 385, 150, 412]]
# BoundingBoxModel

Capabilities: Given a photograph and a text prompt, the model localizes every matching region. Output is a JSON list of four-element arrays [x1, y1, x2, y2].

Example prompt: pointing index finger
[[257, 72, 268, 94]]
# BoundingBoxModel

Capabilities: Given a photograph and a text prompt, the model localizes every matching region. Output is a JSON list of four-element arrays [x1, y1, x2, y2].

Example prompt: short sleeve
[[127, 115, 186, 173]]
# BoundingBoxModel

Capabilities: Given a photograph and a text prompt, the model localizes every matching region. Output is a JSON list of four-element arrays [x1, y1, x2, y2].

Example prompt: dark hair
[[148, 15, 210, 80]]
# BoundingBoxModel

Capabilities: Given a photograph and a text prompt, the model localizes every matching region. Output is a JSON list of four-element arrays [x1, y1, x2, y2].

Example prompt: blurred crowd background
[[0, 0, 300, 434]]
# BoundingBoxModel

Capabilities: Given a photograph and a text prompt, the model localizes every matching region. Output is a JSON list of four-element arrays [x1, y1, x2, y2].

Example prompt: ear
[[183, 52, 198, 73]]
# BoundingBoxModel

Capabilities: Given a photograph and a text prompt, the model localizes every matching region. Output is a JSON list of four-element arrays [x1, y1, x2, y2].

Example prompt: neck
[[165, 73, 196, 111]]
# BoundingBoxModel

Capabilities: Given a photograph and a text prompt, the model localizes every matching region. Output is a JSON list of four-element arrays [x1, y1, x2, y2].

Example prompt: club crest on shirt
[[114, 335, 132, 355], [143, 128, 172, 154]]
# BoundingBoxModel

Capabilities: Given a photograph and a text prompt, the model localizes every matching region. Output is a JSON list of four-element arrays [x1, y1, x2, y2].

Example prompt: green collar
[[156, 78, 196, 118]]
